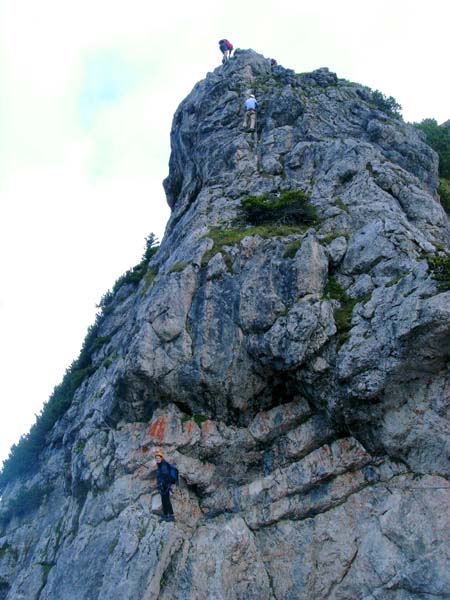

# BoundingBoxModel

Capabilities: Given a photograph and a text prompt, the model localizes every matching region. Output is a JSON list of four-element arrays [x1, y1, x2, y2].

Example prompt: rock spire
[[1, 49, 449, 599]]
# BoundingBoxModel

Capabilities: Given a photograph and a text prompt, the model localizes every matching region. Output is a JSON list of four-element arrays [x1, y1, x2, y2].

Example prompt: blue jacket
[[245, 98, 258, 111], [157, 460, 172, 494]]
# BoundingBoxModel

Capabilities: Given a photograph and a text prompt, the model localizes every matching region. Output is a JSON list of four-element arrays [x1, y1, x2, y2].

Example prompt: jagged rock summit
[[1, 49, 450, 599]]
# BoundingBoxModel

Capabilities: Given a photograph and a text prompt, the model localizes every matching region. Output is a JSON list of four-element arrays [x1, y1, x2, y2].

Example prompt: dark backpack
[[169, 463, 179, 485]]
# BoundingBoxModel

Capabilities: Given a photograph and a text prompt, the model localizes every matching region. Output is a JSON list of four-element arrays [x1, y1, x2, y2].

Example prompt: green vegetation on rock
[[141, 268, 158, 296], [108, 538, 119, 555], [369, 89, 402, 119], [385, 274, 405, 288], [0, 484, 51, 527], [324, 277, 370, 345], [414, 119, 450, 179], [169, 261, 190, 274], [73, 441, 85, 454], [438, 178, 450, 216], [240, 190, 316, 226], [40, 562, 56, 584], [283, 238, 303, 259], [182, 413, 208, 427], [426, 254, 450, 291], [99, 233, 159, 309], [320, 232, 349, 245], [334, 198, 349, 213], [202, 224, 305, 267], [102, 357, 113, 369], [202, 191, 315, 268], [0, 544, 14, 559], [357, 85, 402, 119]]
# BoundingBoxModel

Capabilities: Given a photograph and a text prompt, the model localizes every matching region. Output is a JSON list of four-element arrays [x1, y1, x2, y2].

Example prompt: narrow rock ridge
[[1, 49, 449, 599]]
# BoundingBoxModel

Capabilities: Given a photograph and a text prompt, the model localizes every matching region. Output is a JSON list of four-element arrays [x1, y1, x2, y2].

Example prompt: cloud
[[78, 50, 140, 129], [73, 44, 175, 180]]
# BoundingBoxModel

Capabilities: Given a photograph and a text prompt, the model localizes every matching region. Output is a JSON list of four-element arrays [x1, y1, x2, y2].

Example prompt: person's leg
[[249, 111, 256, 131], [161, 491, 174, 519]]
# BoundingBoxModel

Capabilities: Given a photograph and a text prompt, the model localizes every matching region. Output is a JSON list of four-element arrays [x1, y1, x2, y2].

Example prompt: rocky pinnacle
[[0, 49, 449, 599]]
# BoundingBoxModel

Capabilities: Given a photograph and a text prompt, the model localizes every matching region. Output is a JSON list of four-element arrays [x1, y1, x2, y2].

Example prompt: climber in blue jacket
[[155, 451, 176, 522], [242, 94, 258, 132]]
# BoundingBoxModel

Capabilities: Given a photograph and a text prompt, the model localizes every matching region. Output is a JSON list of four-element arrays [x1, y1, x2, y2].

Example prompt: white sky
[[0, 0, 448, 467]]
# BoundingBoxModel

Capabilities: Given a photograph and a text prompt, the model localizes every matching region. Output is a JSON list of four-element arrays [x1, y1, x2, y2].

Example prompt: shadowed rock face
[[1, 50, 449, 600]]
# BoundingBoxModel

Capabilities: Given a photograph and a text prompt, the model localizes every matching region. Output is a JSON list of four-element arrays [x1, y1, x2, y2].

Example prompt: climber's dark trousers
[[161, 491, 174, 516]]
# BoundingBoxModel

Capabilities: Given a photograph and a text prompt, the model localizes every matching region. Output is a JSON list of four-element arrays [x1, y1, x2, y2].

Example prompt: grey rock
[[326, 235, 348, 266], [347, 273, 374, 299]]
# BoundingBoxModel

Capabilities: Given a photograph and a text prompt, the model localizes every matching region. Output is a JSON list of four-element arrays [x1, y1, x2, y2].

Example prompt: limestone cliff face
[[1, 50, 450, 600]]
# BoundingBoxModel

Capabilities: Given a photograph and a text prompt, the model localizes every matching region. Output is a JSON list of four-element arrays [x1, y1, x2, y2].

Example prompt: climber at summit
[[219, 39, 233, 63], [242, 94, 258, 132], [155, 450, 177, 522]]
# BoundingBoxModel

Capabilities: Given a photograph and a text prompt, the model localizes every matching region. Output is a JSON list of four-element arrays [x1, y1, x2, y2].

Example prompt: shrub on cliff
[[438, 179, 450, 216], [426, 254, 450, 291], [414, 119, 450, 179], [324, 277, 358, 344], [370, 90, 402, 118], [240, 190, 316, 226], [98, 233, 159, 310], [0, 484, 51, 528]]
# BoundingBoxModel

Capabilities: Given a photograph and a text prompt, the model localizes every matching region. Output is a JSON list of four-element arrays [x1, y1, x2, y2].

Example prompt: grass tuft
[[426, 254, 450, 291]]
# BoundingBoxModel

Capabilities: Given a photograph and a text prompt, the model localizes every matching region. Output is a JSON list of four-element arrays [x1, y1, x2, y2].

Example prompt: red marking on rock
[[148, 417, 166, 442], [202, 421, 210, 434], [186, 421, 193, 436], [258, 414, 269, 432]]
